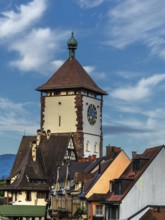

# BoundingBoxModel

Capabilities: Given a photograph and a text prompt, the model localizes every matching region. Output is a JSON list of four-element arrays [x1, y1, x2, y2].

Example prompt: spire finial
[[67, 32, 78, 59]]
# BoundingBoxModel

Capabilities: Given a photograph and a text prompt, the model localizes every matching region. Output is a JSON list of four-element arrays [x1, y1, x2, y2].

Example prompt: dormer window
[[133, 158, 149, 172], [112, 180, 122, 195]]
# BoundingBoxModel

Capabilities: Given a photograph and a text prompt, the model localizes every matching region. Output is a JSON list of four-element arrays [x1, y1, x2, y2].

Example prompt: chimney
[[132, 151, 137, 159], [106, 146, 121, 160], [47, 129, 51, 140]]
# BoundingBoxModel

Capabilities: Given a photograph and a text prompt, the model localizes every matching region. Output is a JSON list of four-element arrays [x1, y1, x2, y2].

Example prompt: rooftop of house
[[1, 132, 78, 191], [140, 207, 165, 220], [106, 145, 164, 204], [36, 58, 107, 95], [36, 33, 107, 95], [79, 146, 124, 199]]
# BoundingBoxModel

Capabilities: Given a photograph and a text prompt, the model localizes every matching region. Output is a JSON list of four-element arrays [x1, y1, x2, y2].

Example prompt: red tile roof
[[106, 145, 164, 203], [36, 58, 107, 95], [140, 207, 165, 220]]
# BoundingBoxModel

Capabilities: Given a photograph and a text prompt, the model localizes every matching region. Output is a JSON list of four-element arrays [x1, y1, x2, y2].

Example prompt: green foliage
[[74, 206, 87, 217], [0, 180, 5, 205], [57, 208, 71, 219]]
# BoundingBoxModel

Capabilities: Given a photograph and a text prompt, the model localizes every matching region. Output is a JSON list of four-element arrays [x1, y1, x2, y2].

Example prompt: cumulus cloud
[[0, 97, 39, 134], [110, 74, 165, 102], [0, 0, 46, 39], [83, 65, 106, 81], [106, 0, 165, 59], [0, 0, 71, 74], [74, 0, 104, 9], [9, 28, 69, 74]]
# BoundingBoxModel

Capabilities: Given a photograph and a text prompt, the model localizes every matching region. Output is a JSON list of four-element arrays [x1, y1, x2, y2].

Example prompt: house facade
[[105, 145, 165, 220], [80, 147, 130, 220]]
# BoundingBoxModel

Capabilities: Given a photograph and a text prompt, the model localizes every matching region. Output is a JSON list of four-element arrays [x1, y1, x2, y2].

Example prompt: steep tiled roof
[[10, 136, 36, 178], [106, 145, 164, 203], [79, 147, 123, 198], [39, 133, 74, 180], [140, 207, 165, 220], [88, 193, 107, 202], [36, 58, 107, 95], [1, 133, 76, 191], [2, 136, 48, 191], [56, 160, 92, 182]]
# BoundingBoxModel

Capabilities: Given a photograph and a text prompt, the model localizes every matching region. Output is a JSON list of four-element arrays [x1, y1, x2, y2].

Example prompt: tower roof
[[36, 58, 107, 95], [36, 33, 107, 95]]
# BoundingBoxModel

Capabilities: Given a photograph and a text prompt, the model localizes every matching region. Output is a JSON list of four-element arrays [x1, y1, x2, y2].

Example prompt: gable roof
[[106, 145, 164, 203], [2, 136, 48, 191], [1, 133, 77, 191], [140, 207, 165, 220], [36, 58, 107, 95], [56, 160, 93, 183], [79, 147, 124, 198]]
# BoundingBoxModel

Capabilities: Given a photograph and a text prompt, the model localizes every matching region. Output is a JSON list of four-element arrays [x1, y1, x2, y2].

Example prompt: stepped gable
[[36, 58, 107, 95]]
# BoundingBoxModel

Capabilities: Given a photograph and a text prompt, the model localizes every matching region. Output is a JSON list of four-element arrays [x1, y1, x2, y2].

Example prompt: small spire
[[67, 32, 78, 59]]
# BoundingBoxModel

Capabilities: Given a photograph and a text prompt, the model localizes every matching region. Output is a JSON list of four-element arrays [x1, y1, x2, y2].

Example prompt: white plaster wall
[[84, 134, 100, 157], [43, 96, 77, 133], [13, 192, 47, 206], [119, 147, 165, 220], [82, 96, 101, 135]]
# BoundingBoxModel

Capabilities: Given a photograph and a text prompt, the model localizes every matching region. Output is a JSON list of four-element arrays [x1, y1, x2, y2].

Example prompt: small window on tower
[[94, 142, 98, 153], [86, 141, 90, 152], [59, 116, 61, 126]]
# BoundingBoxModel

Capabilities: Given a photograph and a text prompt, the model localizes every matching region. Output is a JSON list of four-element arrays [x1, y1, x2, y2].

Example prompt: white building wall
[[119, 147, 165, 220], [43, 96, 77, 133], [83, 134, 100, 157], [82, 96, 101, 157], [13, 192, 47, 206], [82, 96, 101, 135]]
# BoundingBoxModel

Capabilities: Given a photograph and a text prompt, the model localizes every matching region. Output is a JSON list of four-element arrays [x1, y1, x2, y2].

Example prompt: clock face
[[87, 104, 97, 125]]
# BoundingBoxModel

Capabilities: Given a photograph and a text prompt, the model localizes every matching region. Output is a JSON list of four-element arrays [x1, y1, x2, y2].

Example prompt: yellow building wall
[[6, 191, 47, 206], [86, 151, 131, 199], [43, 96, 77, 133]]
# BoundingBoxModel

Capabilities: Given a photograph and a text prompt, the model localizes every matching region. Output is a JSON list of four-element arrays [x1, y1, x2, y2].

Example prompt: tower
[[36, 33, 107, 158]]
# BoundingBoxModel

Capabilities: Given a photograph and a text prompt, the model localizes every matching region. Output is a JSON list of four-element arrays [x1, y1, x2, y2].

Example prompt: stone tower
[[36, 33, 107, 158]]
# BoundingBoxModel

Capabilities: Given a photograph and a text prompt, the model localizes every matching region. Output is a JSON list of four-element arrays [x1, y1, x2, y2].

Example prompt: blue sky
[[0, 0, 165, 156]]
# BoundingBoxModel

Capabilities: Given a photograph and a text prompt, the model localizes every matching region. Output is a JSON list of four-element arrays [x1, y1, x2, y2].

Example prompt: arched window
[[94, 142, 98, 153], [86, 141, 90, 152]]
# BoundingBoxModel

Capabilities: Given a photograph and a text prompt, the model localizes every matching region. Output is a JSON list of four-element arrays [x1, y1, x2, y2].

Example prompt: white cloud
[[110, 74, 165, 102], [84, 66, 95, 73], [106, 0, 165, 59], [9, 28, 69, 74], [51, 60, 65, 70], [0, 97, 39, 134], [0, 0, 46, 39], [74, 0, 104, 9], [84, 65, 106, 80]]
